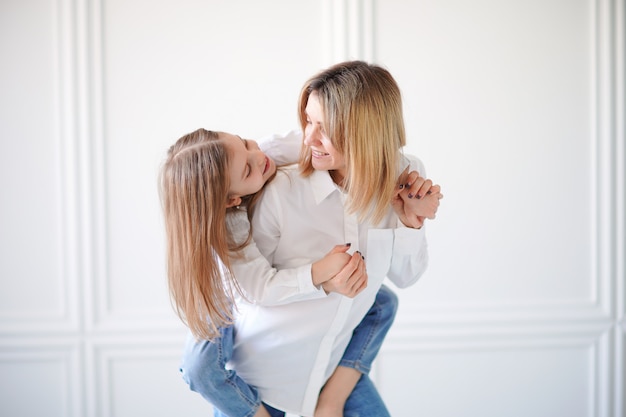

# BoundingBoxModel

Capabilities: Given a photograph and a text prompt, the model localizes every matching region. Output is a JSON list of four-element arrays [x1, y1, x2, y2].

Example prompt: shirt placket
[[301, 192, 361, 414]]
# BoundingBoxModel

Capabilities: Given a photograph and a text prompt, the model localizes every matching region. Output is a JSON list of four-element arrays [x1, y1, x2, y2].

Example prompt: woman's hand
[[311, 244, 368, 298], [391, 167, 443, 229]]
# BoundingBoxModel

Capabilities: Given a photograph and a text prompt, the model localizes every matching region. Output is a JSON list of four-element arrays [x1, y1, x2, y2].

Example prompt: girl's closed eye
[[241, 138, 251, 177]]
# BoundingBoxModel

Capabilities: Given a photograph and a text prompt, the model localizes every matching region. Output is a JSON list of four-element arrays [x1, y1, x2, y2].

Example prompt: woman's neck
[[329, 169, 346, 187]]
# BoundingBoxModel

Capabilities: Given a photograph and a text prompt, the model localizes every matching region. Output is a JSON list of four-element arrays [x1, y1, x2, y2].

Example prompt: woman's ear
[[226, 195, 242, 208]]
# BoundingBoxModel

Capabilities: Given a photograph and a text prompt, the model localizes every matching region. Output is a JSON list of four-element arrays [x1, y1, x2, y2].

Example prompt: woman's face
[[220, 132, 276, 204], [303, 92, 346, 181]]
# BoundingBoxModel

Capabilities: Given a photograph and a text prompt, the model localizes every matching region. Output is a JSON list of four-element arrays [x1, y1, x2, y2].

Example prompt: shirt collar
[[308, 154, 412, 205], [310, 169, 342, 205]]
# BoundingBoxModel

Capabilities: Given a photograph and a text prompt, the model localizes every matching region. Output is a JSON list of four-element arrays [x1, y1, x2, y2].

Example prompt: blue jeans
[[180, 285, 398, 417]]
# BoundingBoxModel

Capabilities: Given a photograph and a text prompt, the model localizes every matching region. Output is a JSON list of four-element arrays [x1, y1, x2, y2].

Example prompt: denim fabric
[[343, 374, 392, 417], [180, 326, 262, 417], [180, 285, 398, 416], [338, 284, 398, 374]]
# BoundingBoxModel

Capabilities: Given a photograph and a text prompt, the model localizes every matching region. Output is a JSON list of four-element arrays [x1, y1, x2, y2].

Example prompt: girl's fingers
[[326, 243, 351, 256]]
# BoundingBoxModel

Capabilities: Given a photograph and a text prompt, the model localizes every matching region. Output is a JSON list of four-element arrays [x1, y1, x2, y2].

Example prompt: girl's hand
[[391, 168, 443, 229], [321, 251, 367, 298], [311, 244, 368, 297]]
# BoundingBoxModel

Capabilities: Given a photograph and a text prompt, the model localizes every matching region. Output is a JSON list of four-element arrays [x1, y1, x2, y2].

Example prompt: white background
[[0, 0, 624, 416]]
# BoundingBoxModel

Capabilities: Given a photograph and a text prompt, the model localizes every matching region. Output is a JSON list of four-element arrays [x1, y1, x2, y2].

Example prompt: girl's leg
[[338, 284, 398, 374], [180, 326, 267, 417], [316, 285, 398, 415]]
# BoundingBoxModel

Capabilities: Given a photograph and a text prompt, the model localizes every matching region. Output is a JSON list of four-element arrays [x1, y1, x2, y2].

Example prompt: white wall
[[0, 0, 624, 416]]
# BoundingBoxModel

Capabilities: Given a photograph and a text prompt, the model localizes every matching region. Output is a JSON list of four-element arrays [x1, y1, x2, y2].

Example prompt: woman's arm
[[385, 155, 442, 288]]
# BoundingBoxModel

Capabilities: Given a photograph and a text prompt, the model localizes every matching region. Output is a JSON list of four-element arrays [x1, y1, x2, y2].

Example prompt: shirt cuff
[[296, 263, 326, 295], [394, 226, 426, 255]]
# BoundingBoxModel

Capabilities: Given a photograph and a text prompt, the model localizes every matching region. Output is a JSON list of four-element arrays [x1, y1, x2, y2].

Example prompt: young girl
[[160, 128, 400, 416]]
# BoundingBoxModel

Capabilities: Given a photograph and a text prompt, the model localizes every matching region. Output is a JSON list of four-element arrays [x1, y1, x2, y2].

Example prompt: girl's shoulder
[[267, 164, 304, 190], [226, 209, 251, 245]]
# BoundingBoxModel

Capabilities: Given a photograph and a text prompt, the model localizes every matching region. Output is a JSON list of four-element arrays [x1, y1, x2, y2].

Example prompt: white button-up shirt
[[228, 148, 429, 416]]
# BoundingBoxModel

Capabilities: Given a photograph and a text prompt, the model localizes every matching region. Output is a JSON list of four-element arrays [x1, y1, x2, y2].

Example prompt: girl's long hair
[[298, 61, 406, 224], [159, 129, 258, 341]]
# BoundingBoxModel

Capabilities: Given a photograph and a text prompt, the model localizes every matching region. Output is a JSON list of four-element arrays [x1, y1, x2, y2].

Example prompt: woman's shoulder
[[403, 154, 427, 177]]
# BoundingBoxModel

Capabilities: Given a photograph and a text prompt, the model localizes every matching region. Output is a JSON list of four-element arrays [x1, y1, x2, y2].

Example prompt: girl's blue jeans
[[180, 285, 398, 417]]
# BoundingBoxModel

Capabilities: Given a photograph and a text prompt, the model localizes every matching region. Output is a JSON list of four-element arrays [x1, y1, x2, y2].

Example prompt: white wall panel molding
[[613, 326, 624, 417], [386, 321, 610, 350], [382, 324, 610, 417], [395, 300, 610, 327], [613, 0, 626, 323], [79, 0, 189, 333], [391, 0, 624, 329], [592, 0, 622, 322], [378, 325, 611, 417], [86, 335, 191, 417], [80, 0, 108, 333], [612, 5, 625, 415], [78, 0, 180, 333], [0, 0, 80, 334], [323, 0, 375, 63], [0, 341, 82, 417]]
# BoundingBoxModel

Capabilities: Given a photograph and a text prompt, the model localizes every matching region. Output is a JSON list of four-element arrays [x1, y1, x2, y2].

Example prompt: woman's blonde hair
[[159, 129, 259, 341], [298, 61, 406, 224]]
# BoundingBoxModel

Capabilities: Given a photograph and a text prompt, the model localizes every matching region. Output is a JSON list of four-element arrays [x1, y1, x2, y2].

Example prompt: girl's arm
[[228, 210, 366, 305], [258, 130, 302, 165]]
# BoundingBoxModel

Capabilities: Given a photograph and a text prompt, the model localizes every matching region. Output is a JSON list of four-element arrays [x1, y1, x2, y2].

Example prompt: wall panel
[[91, 0, 330, 330], [0, 0, 80, 334], [374, 0, 614, 324], [88, 337, 209, 417], [0, 342, 82, 417], [381, 324, 611, 417]]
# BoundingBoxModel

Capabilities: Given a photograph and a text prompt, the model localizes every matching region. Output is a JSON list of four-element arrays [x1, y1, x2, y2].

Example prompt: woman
[[222, 61, 442, 416]]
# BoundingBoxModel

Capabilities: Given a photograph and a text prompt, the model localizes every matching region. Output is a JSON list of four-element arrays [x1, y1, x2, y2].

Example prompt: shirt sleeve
[[388, 226, 429, 288], [258, 130, 303, 166], [377, 154, 430, 288], [227, 210, 326, 306]]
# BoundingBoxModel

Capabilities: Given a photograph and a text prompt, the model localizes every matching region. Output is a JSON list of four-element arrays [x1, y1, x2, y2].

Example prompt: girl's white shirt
[[226, 131, 429, 416], [224, 131, 327, 306]]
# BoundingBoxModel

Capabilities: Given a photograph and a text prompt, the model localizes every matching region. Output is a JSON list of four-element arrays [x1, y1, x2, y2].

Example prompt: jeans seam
[[358, 302, 381, 369], [340, 302, 382, 375], [216, 334, 260, 409]]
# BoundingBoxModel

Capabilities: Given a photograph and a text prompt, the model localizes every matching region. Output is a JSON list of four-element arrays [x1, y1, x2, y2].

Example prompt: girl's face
[[221, 132, 276, 207], [303, 92, 346, 182]]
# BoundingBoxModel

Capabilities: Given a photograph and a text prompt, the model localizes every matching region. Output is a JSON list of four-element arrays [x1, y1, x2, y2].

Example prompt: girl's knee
[[180, 340, 228, 391], [376, 285, 399, 319]]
